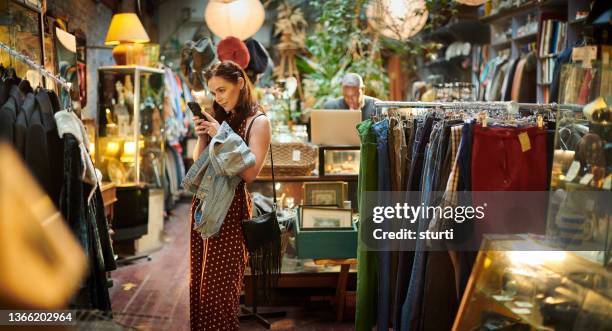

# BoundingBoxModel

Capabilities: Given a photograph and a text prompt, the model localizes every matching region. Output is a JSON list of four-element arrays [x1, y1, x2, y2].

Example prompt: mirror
[[54, 27, 79, 110]]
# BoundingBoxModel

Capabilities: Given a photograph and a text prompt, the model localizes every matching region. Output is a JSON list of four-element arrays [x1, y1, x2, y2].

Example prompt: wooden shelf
[[513, 32, 538, 44], [492, 40, 512, 49], [424, 55, 469, 68], [569, 16, 587, 25], [537, 82, 552, 86], [480, 1, 538, 24]]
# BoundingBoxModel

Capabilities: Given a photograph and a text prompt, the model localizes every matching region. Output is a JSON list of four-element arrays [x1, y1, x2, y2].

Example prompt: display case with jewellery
[[453, 237, 612, 331], [318, 145, 360, 176], [547, 99, 611, 266], [96, 66, 165, 188]]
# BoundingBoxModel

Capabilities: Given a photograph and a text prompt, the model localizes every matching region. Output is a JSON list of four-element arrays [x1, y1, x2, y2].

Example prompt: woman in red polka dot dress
[[189, 61, 271, 330]]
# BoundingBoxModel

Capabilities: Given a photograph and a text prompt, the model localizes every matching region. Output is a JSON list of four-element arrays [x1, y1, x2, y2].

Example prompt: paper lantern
[[454, 0, 487, 5], [204, 0, 265, 40], [366, 0, 428, 41]]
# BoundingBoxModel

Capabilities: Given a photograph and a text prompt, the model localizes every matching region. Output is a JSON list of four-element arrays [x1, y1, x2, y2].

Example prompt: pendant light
[[366, 0, 429, 41], [204, 0, 266, 40], [454, 0, 487, 6]]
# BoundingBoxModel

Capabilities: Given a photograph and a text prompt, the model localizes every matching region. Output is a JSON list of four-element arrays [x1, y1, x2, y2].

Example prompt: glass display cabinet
[[96, 66, 165, 188], [453, 237, 611, 331], [547, 102, 611, 266]]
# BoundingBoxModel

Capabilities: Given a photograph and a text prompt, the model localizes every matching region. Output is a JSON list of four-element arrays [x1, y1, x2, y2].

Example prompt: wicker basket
[[259, 142, 317, 177]]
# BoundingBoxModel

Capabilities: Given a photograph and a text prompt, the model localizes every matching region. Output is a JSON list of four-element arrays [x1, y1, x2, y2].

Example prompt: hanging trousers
[[373, 119, 391, 331], [393, 115, 435, 329], [355, 120, 379, 331]]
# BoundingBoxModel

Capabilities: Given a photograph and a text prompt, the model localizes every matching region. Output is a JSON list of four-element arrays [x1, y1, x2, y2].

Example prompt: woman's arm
[[240, 115, 271, 183], [192, 116, 210, 160]]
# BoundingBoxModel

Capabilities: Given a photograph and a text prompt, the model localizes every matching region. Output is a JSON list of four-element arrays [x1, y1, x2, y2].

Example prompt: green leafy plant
[[301, 0, 388, 108]]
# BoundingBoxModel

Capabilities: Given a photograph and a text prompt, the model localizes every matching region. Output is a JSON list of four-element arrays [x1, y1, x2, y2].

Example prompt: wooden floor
[[109, 201, 354, 331]]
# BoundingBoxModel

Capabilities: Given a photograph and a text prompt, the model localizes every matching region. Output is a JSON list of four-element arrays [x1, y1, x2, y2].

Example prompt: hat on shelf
[[244, 38, 269, 75], [217, 36, 250, 70], [181, 37, 217, 91]]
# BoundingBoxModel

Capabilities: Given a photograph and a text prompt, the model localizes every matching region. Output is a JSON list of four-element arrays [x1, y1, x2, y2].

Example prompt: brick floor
[[109, 201, 355, 331]]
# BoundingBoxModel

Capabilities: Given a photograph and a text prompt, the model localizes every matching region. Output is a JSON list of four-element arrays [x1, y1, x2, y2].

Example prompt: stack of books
[[541, 58, 556, 85], [539, 20, 567, 57]]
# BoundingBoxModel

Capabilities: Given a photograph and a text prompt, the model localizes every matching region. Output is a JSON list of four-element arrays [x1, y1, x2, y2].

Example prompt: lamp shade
[[366, 0, 428, 41], [204, 0, 265, 40], [105, 13, 150, 45]]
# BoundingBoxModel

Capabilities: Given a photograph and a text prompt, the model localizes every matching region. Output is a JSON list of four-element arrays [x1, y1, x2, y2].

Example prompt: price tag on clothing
[[292, 150, 301, 162], [517, 132, 531, 152], [565, 161, 581, 182], [572, 46, 598, 69], [579, 173, 594, 186]]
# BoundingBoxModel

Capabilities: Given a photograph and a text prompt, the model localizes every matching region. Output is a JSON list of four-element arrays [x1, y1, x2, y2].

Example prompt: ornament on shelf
[[273, 0, 307, 97]]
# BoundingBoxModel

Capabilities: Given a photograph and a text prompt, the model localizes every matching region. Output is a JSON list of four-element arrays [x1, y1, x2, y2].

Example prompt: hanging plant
[[301, 0, 388, 108]]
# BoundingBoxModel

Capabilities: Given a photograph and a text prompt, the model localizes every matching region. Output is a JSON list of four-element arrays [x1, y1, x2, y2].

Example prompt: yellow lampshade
[[105, 13, 150, 45], [204, 0, 265, 40]]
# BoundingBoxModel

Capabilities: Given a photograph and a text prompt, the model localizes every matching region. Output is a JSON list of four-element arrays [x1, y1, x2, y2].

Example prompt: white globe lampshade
[[367, 0, 429, 41], [204, 0, 265, 40], [454, 0, 487, 5]]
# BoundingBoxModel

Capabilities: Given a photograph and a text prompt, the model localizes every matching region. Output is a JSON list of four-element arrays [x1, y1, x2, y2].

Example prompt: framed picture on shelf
[[299, 206, 353, 230], [302, 181, 347, 208]]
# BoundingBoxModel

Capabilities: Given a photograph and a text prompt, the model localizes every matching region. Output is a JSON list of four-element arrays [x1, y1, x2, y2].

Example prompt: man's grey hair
[[341, 73, 364, 88]]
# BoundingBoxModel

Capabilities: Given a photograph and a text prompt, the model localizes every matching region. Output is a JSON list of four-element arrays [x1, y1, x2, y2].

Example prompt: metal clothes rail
[[374, 101, 583, 113], [0, 42, 72, 92]]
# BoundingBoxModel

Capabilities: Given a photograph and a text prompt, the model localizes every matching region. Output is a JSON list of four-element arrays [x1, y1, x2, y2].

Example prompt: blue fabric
[[457, 122, 473, 192], [394, 115, 434, 330], [182, 121, 255, 238], [372, 119, 391, 331], [401, 122, 444, 331], [168, 145, 185, 186]]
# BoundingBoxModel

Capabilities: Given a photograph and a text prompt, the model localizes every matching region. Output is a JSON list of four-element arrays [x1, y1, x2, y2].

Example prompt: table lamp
[[105, 13, 150, 65]]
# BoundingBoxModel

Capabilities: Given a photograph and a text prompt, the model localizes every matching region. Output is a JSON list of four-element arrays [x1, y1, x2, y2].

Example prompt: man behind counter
[[322, 73, 380, 120]]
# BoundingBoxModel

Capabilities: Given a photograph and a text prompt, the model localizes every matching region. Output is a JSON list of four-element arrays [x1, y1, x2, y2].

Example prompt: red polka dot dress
[[189, 111, 254, 331]]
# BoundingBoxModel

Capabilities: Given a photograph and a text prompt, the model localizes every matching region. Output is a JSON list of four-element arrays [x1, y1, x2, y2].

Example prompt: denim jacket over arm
[[182, 121, 256, 238]]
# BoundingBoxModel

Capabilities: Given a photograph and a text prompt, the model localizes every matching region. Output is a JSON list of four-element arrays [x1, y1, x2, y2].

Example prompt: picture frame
[[299, 206, 353, 230], [302, 181, 347, 208]]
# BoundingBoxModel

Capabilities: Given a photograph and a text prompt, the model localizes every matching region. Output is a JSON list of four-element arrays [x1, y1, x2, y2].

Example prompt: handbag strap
[[245, 112, 276, 208]]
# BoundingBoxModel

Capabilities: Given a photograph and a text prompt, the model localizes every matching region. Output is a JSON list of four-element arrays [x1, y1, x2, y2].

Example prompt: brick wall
[[47, 0, 114, 119]]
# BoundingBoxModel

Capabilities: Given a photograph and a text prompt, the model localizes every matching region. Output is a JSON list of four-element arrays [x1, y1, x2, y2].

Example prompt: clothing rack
[[374, 100, 583, 114], [0, 42, 72, 92]]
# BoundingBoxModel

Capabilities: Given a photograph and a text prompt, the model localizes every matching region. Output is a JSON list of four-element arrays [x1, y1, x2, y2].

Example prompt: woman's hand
[[194, 111, 221, 138]]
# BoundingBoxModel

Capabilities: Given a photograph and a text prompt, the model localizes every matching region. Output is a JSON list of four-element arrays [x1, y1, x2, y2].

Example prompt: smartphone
[[188, 102, 206, 120]]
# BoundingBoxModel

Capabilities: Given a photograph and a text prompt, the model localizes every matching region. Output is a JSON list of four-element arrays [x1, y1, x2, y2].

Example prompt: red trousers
[[471, 125, 549, 238]]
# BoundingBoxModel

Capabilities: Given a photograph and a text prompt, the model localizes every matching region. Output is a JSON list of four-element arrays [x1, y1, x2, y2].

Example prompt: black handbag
[[241, 113, 282, 290]]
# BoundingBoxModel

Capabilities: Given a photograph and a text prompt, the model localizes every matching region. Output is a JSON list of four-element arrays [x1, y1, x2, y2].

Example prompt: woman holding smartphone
[[189, 61, 271, 330]]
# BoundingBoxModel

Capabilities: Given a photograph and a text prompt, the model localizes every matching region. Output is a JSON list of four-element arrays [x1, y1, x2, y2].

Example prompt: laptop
[[310, 109, 361, 146]]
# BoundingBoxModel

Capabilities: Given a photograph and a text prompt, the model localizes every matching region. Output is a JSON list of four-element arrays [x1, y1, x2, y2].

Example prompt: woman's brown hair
[[204, 61, 256, 129]]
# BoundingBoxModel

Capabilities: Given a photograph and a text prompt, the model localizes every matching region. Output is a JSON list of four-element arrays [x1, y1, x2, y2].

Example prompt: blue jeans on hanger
[[400, 122, 444, 331], [373, 119, 391, 331], [393, 115, 435, 330]]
